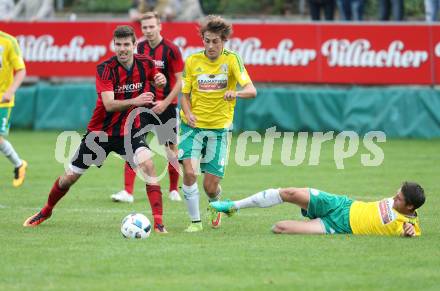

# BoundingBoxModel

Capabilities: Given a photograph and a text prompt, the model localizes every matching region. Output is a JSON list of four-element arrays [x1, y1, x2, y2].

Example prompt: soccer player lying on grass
[[23, 25, 169, 233], [209, 182, 425, 237]]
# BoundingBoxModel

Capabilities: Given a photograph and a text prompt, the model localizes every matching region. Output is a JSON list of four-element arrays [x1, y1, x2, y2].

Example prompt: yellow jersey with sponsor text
[[181, 49, 251, 129], [349, 198, 421, 236], [0, 31, 25, 108]]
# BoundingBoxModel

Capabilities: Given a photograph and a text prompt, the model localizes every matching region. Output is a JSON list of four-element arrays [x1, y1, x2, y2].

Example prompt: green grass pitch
[[1, 131, 439, 290]]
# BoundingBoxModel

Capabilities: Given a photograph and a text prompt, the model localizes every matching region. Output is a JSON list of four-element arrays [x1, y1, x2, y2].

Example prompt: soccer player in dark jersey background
[[23, 25, 169, 233], [111, 11, 184, 204]]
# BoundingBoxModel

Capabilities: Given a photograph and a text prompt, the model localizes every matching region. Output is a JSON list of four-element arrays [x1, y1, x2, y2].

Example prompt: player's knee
[[138, 161, 160, 184], [183, 169, 196, 184], [138, 159, 155, 175], [280, 187, 307, 202], [134, 148, 154, 170], [279, 188, 298, 201]]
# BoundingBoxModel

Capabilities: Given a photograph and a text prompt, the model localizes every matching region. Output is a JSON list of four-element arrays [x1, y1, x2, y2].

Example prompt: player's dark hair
[[140, 11, 160, 24], [401, 181, 425, 210], [113, 25, 136, 43], [199, 15, 232, 41]]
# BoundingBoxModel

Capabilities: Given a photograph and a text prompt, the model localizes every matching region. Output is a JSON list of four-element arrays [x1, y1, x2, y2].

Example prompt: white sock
[[183, 182, 200, 222], [234, 188, 282, 209], [0, 139, 22, 168]]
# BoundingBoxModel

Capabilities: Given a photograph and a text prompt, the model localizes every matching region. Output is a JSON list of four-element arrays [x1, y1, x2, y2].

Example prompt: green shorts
[[178, 122, 228, 178], [301, 188, 353, 234], [0, 107, 12, 136]]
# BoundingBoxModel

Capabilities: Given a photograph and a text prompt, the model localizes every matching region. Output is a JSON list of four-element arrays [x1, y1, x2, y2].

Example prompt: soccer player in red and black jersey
[[111, 12, 184, 204], [23, 25, 169, 233]]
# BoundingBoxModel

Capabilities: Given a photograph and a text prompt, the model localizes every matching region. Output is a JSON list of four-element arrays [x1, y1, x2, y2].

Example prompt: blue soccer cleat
[[209, 200, 237, 217]]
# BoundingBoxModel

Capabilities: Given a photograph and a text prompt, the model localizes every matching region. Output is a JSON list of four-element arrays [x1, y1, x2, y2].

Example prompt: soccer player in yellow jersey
[[179, 15, 257, 232], [0, 30, 28, 187], [210, 181, 425, 237]]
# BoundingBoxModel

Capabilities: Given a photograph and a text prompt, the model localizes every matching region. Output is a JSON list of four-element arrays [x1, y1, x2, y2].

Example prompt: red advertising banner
[[0, 21, 438, 84], [319, 24, 431, 84], [431, 26, 440, 84]]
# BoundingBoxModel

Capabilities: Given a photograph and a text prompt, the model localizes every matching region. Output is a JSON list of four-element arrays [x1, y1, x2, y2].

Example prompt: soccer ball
[[121, 213, 152, 239]]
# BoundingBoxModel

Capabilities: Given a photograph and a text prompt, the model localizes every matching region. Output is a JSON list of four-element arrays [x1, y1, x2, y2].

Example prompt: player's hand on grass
[[224, 90, 237, 101], [133, 92, 155, 107], [154, 73, 167, 88], [152, 100, 169, 114], [402, 222, 415, 237]]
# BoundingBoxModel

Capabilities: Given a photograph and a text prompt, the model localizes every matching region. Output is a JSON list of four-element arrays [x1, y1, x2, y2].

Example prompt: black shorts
[[140, 104, 178, 145], [70, 131, 148, 173]]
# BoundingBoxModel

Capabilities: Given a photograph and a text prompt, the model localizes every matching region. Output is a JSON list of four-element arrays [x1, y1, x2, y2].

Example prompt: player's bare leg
[[203, 173, 221, 200], [272, 219, 325, 235], [278, 188, 310, 210], [135, 147, 159, 184], [59, 170, 82, 188], [135, 148, 167, 233], [203, 173, 222, 228]]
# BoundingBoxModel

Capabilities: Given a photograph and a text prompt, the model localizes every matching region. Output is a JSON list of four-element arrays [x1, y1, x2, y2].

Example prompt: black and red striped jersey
[[137, 38, 184, 105], [88, 54, 158, 137]]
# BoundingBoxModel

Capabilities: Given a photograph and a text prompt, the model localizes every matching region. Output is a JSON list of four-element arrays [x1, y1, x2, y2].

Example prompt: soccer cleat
[[209, 200, 237, 217], [208, 185, 223, 228], [184, 222, 203, 232], [111, 190, 134, 203], [13, 160, 28, 187], [23, 211, 51, 227], [154, 223, 168, 234], [169, 190, 182, 201]]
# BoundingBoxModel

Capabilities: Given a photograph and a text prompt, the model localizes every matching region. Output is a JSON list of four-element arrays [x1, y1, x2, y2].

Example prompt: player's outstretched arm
[[272, 219, 325, 235]]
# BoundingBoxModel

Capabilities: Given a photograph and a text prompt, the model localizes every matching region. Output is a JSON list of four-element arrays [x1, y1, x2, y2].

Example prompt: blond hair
[[140, 11, 161, 24]]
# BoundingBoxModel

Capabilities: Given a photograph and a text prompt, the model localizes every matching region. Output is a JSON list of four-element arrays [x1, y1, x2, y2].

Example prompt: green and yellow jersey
[[349, 198, 421, 236], [0, 31, 25, 108], [180, 49, 251, 129]]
